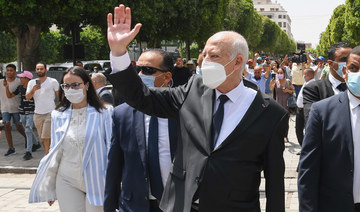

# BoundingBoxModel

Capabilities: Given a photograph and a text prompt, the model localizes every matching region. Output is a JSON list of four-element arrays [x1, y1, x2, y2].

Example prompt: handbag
[[287, 93, 297, 109]]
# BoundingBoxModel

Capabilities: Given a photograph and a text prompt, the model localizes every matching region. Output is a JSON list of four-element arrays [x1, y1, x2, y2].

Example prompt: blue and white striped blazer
[[29, 105, 112, 206]]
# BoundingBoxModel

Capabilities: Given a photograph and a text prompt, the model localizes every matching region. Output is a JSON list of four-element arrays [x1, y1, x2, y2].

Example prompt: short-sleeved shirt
[[13, 85, 35, 115], [27, 77, 59, 114], [0, 78, 21, 113], [247, 73, 268, 93]]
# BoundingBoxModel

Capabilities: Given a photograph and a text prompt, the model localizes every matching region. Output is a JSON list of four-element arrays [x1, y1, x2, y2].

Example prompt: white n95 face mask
[[64, 88, 85, 104], [201, 58, 236, 89]]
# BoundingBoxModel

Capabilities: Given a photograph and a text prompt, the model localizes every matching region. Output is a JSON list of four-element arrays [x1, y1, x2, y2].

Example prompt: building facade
[[253, 0, 294, 40]]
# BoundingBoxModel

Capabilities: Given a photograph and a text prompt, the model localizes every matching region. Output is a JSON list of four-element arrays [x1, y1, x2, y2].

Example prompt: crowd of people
[[1, 3, 360, 212]]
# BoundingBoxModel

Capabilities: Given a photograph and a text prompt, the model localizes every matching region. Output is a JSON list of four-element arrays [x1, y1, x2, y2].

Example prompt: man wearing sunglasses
[[107, 5, 287, 212], [104, 49, 178, 212]]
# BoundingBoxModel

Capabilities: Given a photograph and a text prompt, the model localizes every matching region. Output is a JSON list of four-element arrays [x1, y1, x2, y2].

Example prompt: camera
[[291, 50, 307, 64]]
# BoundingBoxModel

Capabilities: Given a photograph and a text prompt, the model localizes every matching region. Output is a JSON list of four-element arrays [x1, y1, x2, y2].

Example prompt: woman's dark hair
[[56, 66, 104, 112]]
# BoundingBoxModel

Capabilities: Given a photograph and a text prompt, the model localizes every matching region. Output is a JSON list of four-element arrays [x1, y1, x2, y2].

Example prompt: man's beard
[[255, 76, 261, 80], [37, 72, 45, 77]]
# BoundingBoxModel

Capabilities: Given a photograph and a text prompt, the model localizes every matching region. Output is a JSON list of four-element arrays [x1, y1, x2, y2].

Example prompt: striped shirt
[[13, 85, 35, 115]]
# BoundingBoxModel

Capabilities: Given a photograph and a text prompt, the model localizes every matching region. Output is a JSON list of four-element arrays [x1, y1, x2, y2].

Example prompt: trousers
[[56, 174, 102, 212]]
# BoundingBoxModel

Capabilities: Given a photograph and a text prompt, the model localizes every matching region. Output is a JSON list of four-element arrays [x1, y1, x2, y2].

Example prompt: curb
[[0, 166, 37, 174]]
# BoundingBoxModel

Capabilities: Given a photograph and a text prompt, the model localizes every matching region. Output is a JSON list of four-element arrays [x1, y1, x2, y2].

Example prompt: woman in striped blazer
[[29, 66, 112, 211]]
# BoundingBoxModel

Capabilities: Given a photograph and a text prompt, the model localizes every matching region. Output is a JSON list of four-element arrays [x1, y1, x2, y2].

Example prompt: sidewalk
[[0, 127, 44, 174]]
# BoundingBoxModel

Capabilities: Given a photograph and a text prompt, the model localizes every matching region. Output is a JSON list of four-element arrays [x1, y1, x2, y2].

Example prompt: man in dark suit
[[104, 49, 177, 212], [303, 42, 351, 122], [298, 46, 360, 212], [91, 73, 114, 105], [107, 5, 288, 212]]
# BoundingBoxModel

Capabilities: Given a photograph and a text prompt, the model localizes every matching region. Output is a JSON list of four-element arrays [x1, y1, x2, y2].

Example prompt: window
[[276, 8, 279, 11], [267, 15, 272, 18], [284, 30, 287, 33], [283, 15, 286, 19], [278, 15, 282, 19], [270, 8, 275, 11], [260, 8, 264, 11], [283, 22, 286, 27], [278, 22, 282, 27]]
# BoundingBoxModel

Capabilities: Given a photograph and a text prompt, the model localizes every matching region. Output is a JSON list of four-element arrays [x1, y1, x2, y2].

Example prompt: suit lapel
[[325, 77, 335, 96], [338, 92, 354, 167], [134, 110, 148, 171], [201, 88, 215, 154], [215, 88, 269, 151]]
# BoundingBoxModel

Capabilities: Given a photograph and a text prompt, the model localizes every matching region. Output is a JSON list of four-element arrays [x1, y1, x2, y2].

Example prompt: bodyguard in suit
[[107, 5, 288, 212], [303, 42, 351, 122], [92, 73, 114, 105], [298, 46, 360, 212], [104, 49, 178, 212]]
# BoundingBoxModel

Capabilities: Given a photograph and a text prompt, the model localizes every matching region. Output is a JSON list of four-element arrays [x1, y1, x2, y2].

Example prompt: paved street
[[0, 115, 301, 211]]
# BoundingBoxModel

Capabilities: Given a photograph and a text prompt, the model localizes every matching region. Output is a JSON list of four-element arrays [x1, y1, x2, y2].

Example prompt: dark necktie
[[337, 83, 347, 92], [148, 116, 163, 200], [212, 95, 229, 150]]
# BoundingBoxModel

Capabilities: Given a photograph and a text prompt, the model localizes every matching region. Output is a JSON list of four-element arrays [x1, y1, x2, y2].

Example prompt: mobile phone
[[36, 80, 41, 85], [271, 73, 276, 80]]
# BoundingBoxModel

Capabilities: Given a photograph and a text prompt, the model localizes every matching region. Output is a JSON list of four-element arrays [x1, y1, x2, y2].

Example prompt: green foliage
[[80, 26, 110, 60], [224, 0, 264, 50], [0, 31, 16, 63], [343, 0, 360, 46], [39, 31, 70, 64]]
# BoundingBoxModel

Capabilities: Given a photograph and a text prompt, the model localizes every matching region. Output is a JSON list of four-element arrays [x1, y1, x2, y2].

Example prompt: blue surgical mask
[[139, 73, 165, 87], [332, 61, 346, 77], [347, 72, 360, 97], [196, 66, 202, 75]]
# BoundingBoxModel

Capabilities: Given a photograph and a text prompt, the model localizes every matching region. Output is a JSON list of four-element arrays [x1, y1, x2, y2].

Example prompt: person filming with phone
[[26, 62, 59, 155]]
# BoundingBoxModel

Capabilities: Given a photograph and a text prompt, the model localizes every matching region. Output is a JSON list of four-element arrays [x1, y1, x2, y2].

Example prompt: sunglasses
[[60, 82, 83, 90], [135, 65, 165, 75]]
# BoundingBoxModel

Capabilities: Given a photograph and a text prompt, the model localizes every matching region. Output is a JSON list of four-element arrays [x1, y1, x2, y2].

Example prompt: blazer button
[[350, 170, 353, 175], [195, 177, 200, 184], [145, 177, 148, 182]]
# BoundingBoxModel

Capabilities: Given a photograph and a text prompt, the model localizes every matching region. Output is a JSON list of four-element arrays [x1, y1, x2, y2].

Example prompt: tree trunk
[[11, 25, 41, 72], [185, 40, 191, 60]]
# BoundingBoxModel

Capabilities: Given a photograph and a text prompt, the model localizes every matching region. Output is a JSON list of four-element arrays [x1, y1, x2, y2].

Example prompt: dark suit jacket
[[104, 103, 177, 212], [98, 87, 114, 105], [109, 65, 288, 212], [302, 77, 334, 123], [298, 91, 355, 212]]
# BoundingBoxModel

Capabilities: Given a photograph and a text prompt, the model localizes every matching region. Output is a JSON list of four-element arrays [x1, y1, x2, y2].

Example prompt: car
[[48, 66, 68, 72]]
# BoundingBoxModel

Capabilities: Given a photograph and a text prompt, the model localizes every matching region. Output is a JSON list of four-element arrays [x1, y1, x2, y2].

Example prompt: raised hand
[[107, 4, 142, 57]]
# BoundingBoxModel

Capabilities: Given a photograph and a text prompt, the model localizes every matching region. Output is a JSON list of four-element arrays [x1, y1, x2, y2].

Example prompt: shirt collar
[[96, 86, 105, 94], [304, 78, 315, 86], [215, 80, 245, 103], [329, 72, 342, 88], [347, 90, 360, 110]]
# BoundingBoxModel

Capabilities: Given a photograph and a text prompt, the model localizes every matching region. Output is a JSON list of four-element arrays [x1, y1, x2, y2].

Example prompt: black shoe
[[23, 152, 32, 160], [4, 148, 16, 156], [32, 144, 41, 152]]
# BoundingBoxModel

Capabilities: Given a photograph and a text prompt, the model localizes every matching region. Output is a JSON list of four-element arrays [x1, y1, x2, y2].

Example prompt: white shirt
[[296, 78, 315, 108], [328, 73, 344, 95], [347, 91, 360, 203], [27, 77, 59, 114], [213, 80, 257, 149], [0, 78, 20, 113], [144, 115, 172, 200]]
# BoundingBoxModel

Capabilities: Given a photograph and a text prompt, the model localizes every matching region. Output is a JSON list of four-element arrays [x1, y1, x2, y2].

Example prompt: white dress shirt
[[144, 115, 172, 200], [328, 73, 344, 95], [348, 91, 360, 203], [296, 79, 315, 108], [213, 80, 257, 149]]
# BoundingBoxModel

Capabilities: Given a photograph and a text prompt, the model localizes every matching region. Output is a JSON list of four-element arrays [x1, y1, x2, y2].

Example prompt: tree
[[224, 0, 264, 51], [0, 31, 16, 63], [343, 0, 360, 46], [0, 0, 117, 71]]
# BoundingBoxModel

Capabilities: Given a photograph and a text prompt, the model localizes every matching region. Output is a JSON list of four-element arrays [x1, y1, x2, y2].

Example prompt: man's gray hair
[[211, 31, 249, 75], [91, 73, 106, 85]]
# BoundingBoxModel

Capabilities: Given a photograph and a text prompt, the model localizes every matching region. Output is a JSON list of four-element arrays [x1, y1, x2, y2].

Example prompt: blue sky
[[275, 0, 345, 48]]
